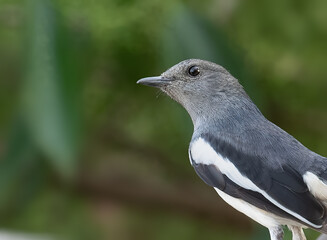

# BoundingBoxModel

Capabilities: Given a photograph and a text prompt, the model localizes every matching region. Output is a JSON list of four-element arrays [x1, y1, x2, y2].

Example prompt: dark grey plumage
[[137, 59, 327, 240]]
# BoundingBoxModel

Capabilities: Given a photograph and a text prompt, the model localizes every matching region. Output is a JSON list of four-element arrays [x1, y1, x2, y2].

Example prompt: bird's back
[[191, 96, 327, 230]]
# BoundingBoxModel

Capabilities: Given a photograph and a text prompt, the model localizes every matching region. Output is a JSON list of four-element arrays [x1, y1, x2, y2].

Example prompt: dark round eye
[[188, 66, 200, 77]]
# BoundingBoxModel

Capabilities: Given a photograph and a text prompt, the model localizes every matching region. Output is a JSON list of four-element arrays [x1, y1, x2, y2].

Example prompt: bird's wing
[[191, 161, 302, 222], [189, 134, 325, 228]]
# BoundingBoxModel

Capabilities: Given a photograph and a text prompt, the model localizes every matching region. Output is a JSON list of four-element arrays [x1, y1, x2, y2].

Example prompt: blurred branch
[[75, 173, 252, 231], [87, 126, 193, 179], [79, 126, 252, 231], [97, 127, 168, 163]]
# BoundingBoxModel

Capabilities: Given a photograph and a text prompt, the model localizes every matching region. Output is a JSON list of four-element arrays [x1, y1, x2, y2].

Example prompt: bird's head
[[137, 59, 249, 125]]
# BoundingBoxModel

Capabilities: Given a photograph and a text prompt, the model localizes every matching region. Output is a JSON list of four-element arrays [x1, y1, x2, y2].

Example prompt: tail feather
[[303, 171, 327, 236]]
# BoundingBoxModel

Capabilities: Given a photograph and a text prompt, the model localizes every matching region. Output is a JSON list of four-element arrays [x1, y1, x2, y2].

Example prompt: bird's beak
[[137, 76, 171, 88]]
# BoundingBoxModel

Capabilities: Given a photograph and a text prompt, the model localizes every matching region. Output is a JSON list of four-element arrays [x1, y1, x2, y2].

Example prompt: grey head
[[137, 59, 253, 127]]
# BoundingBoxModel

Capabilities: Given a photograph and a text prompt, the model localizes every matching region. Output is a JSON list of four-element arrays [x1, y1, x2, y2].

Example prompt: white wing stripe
[[190, 137, 322, 228], [304, 172, 327, 200]]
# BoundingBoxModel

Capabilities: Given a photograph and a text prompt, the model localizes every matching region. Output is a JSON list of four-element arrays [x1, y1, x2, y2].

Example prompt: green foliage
[[23, 0, 81, 178], [0, 0, 326, 239]]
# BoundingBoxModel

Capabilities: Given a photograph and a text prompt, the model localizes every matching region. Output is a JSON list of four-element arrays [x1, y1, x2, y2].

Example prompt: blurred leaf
[[0, 119, 39, 216], [22, 0, 81, 179]]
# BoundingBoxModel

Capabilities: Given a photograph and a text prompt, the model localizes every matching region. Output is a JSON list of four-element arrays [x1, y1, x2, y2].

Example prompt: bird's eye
[[188, 66, 200, 77]]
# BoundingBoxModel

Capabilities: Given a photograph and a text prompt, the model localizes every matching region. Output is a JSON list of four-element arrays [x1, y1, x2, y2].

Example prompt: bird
[[136, 59, 327, 240]]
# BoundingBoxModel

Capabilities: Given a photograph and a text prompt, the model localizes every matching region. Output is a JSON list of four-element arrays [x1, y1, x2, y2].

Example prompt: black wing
[[190, 134, 325, 228]]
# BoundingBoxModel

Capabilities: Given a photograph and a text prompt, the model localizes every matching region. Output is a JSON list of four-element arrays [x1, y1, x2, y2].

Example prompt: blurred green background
[[0, 0, 327, 239]]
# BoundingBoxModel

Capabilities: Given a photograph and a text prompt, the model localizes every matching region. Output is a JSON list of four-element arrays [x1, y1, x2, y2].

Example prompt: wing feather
[[190, 134, 326, 228]]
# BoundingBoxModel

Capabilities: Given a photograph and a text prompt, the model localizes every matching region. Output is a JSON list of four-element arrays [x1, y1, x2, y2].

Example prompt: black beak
[[136, 76, 171, 88]]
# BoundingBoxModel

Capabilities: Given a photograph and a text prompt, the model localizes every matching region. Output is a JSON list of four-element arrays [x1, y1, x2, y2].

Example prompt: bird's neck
[[188, 96, 264, 134]]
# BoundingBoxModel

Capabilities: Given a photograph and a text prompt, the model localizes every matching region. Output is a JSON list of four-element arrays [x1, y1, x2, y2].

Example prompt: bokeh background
[[1, 0, 327, 239]]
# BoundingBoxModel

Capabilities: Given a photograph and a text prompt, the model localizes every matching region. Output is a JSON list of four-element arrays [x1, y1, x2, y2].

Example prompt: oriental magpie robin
[[137, 59, 327, 240]]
